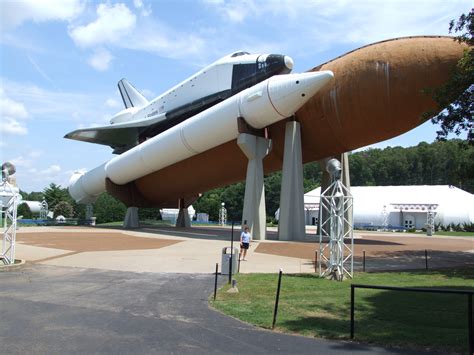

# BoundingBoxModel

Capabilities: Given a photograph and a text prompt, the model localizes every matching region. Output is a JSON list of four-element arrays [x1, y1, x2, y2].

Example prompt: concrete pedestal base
[[123, 207, 139, 229], [238, 133, 271, 241], [176, 208, 191, 228], [278, 121, 305, 241]]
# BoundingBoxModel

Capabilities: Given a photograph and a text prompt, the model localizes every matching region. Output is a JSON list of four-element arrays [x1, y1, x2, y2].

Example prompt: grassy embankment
[[212, 269, 474, 353]]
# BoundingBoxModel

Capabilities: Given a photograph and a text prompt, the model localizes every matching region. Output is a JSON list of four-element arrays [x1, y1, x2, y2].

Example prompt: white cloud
[[124, 22, 206, 60], [202, 0, 471, 56], [133, 0, 152, 16], [1, 78, 116, 125], [105, 98, 120, 108], [29, 150, 43, 158], [41, 164, 61, 175], [10, 156, 32, 168], [0, 0, 84, 32], [0, 89, 29, 135], [67, 2, 207, 62], [88, 48, 114, 71], [27, 55, 59, 89], [69, 3, 136, 48], [141, 89, 155, 100], [0, 118, 28, 135]]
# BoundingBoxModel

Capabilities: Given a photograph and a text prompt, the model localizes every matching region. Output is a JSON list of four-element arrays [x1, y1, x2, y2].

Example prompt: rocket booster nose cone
[[268, 71, 333, 118], [284, 56, 294, 71]]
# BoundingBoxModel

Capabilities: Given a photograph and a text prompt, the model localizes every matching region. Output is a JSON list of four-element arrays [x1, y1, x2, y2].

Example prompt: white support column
[[278, 121, 305, 241], [123, 207, 139, 229], [176, 198, 191, 228], [341, 152, 353, 232], [238, 133, 272, 241]]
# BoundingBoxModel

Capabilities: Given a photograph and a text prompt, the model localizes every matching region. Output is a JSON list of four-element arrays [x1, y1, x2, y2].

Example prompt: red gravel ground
[[16, 232, 181, 252], [255, 235, 474, 259]]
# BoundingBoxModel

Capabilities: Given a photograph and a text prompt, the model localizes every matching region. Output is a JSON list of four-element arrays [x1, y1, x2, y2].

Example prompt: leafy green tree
[[43, 183, 69, 212], [93, 192, 127, 224], [264, 171, 282, 219], [17, 203, 32, 219], [26, 191, 44, 201], [53, 201, 74, 218], [303, 162, 321, 192], [428, 10, 473, 143], [220, 182, 245, 221], [193, 188, 224, 222], [138, 208, 161, 221]]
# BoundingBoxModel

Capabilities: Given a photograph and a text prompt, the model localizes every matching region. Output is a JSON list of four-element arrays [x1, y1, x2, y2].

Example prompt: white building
[[160, 206, 196, 223], [303, 185, 474, 229]]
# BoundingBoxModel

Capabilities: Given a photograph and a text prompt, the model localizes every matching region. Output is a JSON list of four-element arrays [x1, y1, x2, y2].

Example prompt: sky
[[0, 0, 472, 192]]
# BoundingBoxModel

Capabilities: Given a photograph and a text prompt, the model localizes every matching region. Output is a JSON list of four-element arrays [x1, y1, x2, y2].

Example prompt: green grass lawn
[[433, 231, 474, 237], [211, 269, 474, 353]]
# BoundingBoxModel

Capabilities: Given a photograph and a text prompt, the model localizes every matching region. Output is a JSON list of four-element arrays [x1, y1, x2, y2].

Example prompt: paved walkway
[[13, 226, 473, 274], [0, 264, 417, 354], [14, 226, 318, 273]]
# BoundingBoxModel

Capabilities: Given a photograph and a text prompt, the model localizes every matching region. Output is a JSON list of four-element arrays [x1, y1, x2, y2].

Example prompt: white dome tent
[[301, 185, 474, 230]]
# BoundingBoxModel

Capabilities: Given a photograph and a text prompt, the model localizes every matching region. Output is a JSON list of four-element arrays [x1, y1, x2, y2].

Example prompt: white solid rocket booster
[[69, 71, 334, 203]]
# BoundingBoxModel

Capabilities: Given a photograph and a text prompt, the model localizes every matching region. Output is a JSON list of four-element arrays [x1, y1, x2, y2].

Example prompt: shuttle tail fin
[[118, 79, 149, 109]]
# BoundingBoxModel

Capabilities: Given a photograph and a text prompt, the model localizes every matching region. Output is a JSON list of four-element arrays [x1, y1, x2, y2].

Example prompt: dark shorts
[[241, 242, 249, 250]]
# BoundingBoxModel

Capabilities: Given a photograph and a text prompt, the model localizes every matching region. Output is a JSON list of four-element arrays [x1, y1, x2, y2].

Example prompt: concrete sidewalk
[[14, 226, 317, 274]]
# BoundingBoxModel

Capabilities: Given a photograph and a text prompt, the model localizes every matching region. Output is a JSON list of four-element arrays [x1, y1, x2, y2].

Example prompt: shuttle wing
[[65, 114, 166, 154]]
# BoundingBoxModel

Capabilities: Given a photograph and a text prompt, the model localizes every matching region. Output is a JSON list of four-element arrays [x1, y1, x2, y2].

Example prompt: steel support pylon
[[1, 180, 19, 265], [318, 178, 353, 281]]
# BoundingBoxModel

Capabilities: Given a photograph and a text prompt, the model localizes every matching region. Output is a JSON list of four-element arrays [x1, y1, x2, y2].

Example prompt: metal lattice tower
[[86, 203, 93, 221], [1, 178, 19, 265], [318, 159, 354, 281], [39, 200, 48, 220], [218, 202, 227, 226], [426, 204, 438, 236], [381, 205, 389, 231]]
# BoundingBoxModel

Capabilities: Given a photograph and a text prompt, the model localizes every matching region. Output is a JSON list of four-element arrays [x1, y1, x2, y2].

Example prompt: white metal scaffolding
[[318, 159, 354, 280], [1, 179, 19, 265], [219, 203, 227, 226]]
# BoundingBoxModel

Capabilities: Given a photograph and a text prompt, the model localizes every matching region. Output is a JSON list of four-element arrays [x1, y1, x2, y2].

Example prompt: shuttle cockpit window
[[230, 51, 250, 57]]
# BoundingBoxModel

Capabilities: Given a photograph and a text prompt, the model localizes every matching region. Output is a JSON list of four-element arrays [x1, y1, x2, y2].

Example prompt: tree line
[[195, 139, 474, 221], [18, 139, 473, 224]]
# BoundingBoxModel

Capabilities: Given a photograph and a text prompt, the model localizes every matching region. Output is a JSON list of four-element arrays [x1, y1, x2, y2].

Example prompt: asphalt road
[[0, 264, 417, 354]]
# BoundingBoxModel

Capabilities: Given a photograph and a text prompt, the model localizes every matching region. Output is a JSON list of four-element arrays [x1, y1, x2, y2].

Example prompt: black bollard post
[[272, 269, 283, 329], [363, 250, 366, 272], [229, 221, 234, 284], [350, 285, 355, 339], [314, 251, 317, 273], [214, 263, 218, 301], [468, 294, 473, 355], [425, 249, 428, 270]]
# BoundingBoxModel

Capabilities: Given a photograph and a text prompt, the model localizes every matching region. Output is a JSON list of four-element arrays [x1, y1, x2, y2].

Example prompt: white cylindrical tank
[[22, 200, 42, 214]]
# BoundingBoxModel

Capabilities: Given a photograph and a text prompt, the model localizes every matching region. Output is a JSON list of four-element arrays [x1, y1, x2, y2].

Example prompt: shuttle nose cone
[[284, 56, 294, 71], [268, 71, 334, 117]]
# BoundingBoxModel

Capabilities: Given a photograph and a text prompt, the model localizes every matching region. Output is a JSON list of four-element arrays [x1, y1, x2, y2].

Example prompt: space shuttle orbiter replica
[[65, 52, 297, 154], [66, 36, 468, 208]]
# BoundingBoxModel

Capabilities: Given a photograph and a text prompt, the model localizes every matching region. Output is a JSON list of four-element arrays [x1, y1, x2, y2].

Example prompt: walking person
[[239, 226, 251, 261]]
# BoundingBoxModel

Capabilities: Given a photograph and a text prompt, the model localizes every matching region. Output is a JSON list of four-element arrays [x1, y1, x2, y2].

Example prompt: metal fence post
[[214, 263, 218, 300], [314, 251, 317, 273], [363, 250, 366, 272], [229, 222, 234, 284], [469, 294, 473, 355], [272, 269, 283, 329], [425, 249, 428, 270], [350, 284, 355, 339]]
